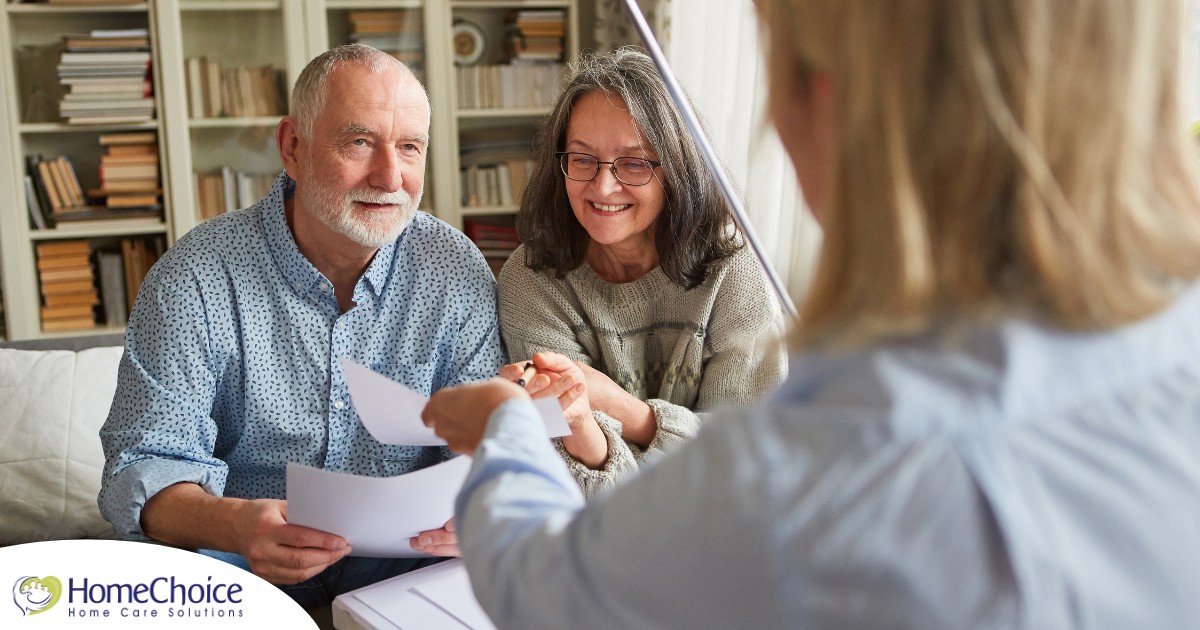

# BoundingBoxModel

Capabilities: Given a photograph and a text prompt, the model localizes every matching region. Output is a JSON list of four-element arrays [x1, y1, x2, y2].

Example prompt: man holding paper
[[98, 44, 504, 609]]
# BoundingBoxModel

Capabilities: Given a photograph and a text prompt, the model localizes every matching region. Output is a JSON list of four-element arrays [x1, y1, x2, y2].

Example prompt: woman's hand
[[518, 352, 608, 468], [423, 378, 528, 453], [500, 353, 591, 431], [575, 362, 657, 448]]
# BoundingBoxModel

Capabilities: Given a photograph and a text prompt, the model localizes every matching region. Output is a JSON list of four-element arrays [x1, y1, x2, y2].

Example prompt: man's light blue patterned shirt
[[100, 173, 505, 539]]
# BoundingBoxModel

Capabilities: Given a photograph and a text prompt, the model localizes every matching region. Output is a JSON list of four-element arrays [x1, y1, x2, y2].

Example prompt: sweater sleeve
[[635, 247, 788, 465]]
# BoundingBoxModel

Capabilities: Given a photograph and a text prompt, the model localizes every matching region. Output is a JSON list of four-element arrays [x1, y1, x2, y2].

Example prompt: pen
[[515, 362, 537, 387]]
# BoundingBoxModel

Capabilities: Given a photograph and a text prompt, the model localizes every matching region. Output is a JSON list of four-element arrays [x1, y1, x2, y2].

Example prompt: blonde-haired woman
[[422, 0, 1200, 627]]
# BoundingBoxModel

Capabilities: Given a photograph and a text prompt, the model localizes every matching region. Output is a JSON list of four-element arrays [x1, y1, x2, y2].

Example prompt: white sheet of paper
[[286, 456, 472, 558], [350, 559, 496, 630], [341, 357, 570, 445]]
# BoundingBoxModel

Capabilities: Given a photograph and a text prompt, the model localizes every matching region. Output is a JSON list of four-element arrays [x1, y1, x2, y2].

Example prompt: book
[[105, 143, 157, 156], [59, 97, 155, 111], [37, 160, 64, 211], [65, 37, 150, 51], [42, 291, 99, 309], [99, 131, 157, 145], [39, 266, 95, 283], [40, 304, 96, 321], [26, 155, 57, 227], [59, 156, 88, 207], [105, 194, 159, 208], [67, 114, 154, 126], [60, 51, 151, 65], [96, 250, 128, 327], [120, 238, 140, 311], [90, 180, 160, 194], [100, 162, 158, 181], [41, 279, 96, 296], [41, 317, 97, 332], [52, 205, 162, 222], [101, 153, 158, 165], [49, 158, 79, 208], [25, 176, 47, 230], [36, 255, 91, 271], [36, 240, 90, 258]]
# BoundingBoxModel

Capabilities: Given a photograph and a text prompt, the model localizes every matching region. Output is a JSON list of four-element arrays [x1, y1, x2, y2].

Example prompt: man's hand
[[141, 483, 351, 586], [409, 518, 460, 557], [232, 499, 351, 585]]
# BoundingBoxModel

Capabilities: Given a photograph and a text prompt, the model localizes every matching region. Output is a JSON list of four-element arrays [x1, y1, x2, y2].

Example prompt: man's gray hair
[[290, 43, 430, 139]]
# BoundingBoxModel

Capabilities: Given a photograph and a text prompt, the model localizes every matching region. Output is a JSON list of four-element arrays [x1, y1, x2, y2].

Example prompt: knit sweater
[[498, 243, 788, 497]]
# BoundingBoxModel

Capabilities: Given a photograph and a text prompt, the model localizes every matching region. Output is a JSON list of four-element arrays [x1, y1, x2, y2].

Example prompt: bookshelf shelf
[[451, 0, 572, 8], [30, 223, 168, 241], [462, 205, 521, 216], [188, 116, 283, 128], [179, 1, 280, 11], [326, 0, 424, 8], [20, 121, 160, 134], [457, 107, 553, 119], [5, 5, 149, 16]]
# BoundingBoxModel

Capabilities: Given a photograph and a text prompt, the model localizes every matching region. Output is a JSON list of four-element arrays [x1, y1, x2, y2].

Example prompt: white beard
[[299, 161, 422, 248]]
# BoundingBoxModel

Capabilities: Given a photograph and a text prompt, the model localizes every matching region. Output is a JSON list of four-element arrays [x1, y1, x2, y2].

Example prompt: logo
[[12, 576, 61, 616]]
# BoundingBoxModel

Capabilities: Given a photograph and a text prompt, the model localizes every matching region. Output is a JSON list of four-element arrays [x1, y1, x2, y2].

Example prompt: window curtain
[[663, 0, 820, 303]]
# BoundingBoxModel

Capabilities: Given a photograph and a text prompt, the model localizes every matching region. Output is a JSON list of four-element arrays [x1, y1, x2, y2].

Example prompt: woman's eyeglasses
[[556, 152, 662, 186]]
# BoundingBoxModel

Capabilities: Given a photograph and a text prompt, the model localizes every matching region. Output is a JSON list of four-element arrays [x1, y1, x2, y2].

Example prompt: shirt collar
[[260, 172, 402, 304]]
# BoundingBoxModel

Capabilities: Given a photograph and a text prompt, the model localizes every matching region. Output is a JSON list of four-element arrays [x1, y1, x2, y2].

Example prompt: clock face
[[452, 21, 486, 66], [455, 32, 477, 56]]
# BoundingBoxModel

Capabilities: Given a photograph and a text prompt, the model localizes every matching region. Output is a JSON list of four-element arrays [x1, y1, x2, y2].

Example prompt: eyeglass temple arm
[[618, 0, 799, 321]]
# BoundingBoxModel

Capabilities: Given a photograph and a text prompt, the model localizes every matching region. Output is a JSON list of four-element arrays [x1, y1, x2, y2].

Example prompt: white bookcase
[[0, 0, 583, 342]]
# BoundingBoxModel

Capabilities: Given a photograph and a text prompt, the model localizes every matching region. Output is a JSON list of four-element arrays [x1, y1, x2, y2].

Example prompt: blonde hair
[[757, 0, 1200, 348]]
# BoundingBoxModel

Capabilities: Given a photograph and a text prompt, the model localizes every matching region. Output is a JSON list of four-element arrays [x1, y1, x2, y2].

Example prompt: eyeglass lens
[[559, 153, 656, 186]]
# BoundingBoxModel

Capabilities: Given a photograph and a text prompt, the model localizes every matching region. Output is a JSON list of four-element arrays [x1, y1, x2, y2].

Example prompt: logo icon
[[13, 576, 61, 616]]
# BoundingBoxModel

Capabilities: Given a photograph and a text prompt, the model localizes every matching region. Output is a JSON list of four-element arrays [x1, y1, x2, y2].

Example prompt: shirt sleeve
[[631, 252, 789, 464], [456, 398, 784, 629], [97, 261, 228, 540]]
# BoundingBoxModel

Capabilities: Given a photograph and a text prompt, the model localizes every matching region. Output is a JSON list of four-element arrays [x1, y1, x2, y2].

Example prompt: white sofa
[[0, 344, 124, 546]]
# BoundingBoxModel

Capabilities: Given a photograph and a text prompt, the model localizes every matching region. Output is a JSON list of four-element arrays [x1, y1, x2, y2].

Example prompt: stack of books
[[184, 57, 286, 118], [506, 10, 566, 61], [93, 132, 162, 214], [193, 166, 275, 220], [463, 217, 520, 277], [57, 28, 154, 125], [349, 10, 424, 83], [36, 240, 98, 332]]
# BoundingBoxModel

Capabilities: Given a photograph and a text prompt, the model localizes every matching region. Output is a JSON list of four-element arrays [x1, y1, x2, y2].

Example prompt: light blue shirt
[[100, 173, 505, 540], [457, 282, 1200, 629]]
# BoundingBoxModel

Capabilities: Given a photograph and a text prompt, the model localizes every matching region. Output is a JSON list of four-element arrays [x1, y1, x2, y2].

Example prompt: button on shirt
[[457, 282, 1200, 629], [100, 173, 505, 539]]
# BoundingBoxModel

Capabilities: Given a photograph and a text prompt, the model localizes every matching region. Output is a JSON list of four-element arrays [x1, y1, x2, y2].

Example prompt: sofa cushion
[[0, 346, 123, 545]]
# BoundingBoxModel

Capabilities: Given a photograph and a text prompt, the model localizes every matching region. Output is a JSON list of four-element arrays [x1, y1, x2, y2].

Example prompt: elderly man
[[99, 44, 504, 608]]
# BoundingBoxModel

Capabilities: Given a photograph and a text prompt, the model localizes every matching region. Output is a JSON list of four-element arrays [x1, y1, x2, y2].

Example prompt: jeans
[[199, 549, 445, 609]]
